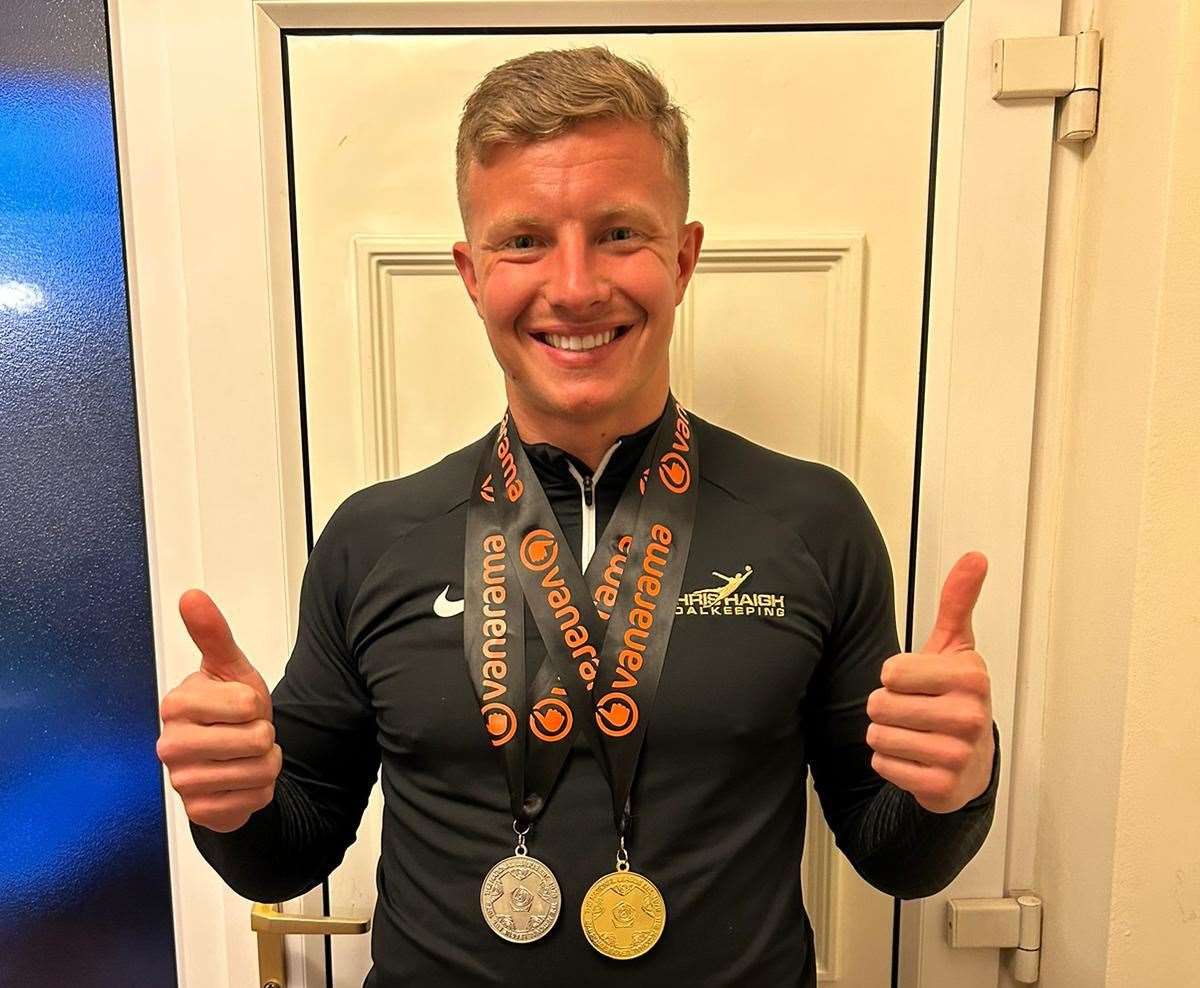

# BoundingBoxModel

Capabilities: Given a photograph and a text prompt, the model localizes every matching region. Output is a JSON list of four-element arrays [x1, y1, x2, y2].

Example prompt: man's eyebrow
[[591, 203, 663, 227], [482, 203, 664, 240], [482, 213, 543, 239]]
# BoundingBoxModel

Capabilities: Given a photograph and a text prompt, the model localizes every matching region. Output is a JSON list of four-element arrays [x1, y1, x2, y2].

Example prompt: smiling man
[[450, 110, 702, 470], [159, 46, 1001, 986]]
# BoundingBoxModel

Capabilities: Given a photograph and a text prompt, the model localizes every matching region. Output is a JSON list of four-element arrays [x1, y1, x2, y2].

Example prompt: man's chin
[[515, 380, 627, 422], [545, 388, 622, 421]]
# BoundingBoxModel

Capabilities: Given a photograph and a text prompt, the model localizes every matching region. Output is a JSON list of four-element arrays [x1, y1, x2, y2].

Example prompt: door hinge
[[946, 891, 1043, 983], [992, 31, 1101, 143]]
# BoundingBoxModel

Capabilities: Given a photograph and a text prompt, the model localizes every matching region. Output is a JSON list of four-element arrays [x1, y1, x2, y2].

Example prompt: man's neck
[[509, 386, 669, 472]]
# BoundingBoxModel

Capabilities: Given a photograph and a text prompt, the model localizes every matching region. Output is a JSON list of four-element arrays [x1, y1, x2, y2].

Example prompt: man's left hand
[[865, 551, 996, 813]]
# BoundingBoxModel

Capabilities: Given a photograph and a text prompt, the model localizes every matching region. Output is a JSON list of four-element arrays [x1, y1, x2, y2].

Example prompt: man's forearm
[[841, 721, 1001, 899], [189, 771, 355, 903]]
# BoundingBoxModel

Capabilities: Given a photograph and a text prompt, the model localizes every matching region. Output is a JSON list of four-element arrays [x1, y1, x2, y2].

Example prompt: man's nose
[[543, 235, 611, 312]]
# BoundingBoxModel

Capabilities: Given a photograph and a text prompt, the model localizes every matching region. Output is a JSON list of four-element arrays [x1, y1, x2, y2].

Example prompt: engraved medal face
[[580, 870, 667, 959], [480, 855, 561, 943]]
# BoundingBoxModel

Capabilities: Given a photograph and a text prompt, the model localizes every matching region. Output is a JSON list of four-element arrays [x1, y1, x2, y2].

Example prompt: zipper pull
[[582, 473, 594, 507]]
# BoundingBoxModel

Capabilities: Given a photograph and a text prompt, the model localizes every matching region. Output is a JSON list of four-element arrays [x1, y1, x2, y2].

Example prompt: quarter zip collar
[[518, 398, 670, 568], [519, 398, 669, 495]]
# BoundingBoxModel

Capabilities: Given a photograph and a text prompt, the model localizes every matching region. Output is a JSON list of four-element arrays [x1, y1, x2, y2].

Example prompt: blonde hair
[[455, 46, 691, 236]]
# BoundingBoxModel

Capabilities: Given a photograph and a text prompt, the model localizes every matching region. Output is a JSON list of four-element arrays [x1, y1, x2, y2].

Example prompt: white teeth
[[545, 327, 618, 352]]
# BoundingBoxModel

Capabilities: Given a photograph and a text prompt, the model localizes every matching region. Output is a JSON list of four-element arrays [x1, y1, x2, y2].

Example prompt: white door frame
[[110, 1, 1059, 985]]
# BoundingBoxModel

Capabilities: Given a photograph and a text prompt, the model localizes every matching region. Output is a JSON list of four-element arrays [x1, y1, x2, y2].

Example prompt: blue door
[[0, 1, 178, 982]]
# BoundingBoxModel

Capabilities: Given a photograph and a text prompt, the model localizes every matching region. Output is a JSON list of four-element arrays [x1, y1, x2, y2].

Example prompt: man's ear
[[452, 241, 483, 318], [674, 221, 705, 305]]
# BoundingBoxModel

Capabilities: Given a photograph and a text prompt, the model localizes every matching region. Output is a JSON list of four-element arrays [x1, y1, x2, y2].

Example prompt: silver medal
[[480, 851, 561, 943]]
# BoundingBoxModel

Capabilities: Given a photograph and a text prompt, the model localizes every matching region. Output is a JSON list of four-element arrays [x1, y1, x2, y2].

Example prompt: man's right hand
[[156, 589, 282, 833]]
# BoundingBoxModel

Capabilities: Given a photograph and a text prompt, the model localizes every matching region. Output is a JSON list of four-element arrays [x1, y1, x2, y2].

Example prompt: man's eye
[[504, 234, 540, 250], [606, 227, 638, 243]]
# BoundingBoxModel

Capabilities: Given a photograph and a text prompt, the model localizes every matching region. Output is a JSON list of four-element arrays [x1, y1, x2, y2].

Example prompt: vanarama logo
[[478, 532, 515, 746], [530, 694, 573, 743], [641, 405, 693, 495], [519, 529, 558, 571], [597, 522, 673, 738], [675, 564, 787, 617], [595, 691, 638, 737], [659, 451, 689, 494], [518, 529, 600, 691], [658, 406, 692, 493], [592, 534, 632, 620], [494, 413, 524, 503], [481, 701, 516, 746]]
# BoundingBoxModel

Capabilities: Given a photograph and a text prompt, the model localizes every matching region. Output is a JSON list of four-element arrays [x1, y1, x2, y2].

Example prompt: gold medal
[[580, 867, 666, 959], [480, 853, 561, 943]]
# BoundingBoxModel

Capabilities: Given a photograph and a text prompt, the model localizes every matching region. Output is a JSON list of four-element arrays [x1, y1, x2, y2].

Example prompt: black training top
[[191, 401, 1000, 987]]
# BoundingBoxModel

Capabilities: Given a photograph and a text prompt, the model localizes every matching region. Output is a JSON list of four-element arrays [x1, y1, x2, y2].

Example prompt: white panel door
[[290, 28, 935, 988], [113, 2, 1061, 986]]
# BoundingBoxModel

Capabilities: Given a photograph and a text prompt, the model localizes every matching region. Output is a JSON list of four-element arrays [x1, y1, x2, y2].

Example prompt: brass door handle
[[252, 901, 371, 988]]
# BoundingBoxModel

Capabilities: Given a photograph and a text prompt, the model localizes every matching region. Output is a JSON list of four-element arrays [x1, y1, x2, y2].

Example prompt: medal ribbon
[[462, 393, 698, 839], [463, 446, 531, 824]]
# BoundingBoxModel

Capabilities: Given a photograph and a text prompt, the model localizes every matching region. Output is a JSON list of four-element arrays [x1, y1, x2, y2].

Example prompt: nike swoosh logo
[[434, 585, 465, 617]]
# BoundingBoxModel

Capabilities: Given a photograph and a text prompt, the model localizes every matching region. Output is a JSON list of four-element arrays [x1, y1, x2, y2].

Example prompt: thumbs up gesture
[[155, 589, 282, 833], [865, 552, 996, 813]]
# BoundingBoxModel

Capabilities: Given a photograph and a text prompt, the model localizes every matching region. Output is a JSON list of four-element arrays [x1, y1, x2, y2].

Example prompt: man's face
[[452, 117, 703, 425]]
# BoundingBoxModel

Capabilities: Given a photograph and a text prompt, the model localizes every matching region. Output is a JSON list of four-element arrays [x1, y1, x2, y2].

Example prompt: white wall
[[1004, 0, 1200, 984]]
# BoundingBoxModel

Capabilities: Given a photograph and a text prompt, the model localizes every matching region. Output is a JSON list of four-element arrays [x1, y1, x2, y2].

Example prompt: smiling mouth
[[532, 323, 635, 353]]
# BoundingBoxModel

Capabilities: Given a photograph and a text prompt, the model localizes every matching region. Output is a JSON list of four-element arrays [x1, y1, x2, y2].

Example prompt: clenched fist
[[866, 551, 996, 814], [156, 589, 282, 833]]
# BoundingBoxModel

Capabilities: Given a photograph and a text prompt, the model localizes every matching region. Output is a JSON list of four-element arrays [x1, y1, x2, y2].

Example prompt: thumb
[[920, 551, 988, 654], [179, 588, 267, 695]]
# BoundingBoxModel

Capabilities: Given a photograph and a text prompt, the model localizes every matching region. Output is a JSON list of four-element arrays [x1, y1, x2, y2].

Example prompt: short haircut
[[455, 45, 691, 236]]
